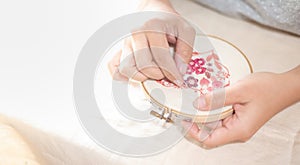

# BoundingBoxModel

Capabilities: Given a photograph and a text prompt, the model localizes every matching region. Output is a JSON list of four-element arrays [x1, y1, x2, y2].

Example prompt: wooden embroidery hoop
[[141, 34, 253, 124]]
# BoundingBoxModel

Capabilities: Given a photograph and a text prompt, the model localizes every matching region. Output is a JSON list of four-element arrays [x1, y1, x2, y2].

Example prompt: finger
[[119, 54, 148, 82], [201, 127, 235, 149], [146, 31, 185, 86], [166, 34, 177, 44], [107, 50, 129, 81], [175, 38, 194, 63], [175, 29, 195, 75], [182, 120, 222, 143], [202, 115, 245, 148], [193, 84, 244, 110], [182, 118, 239, 149], [118, 39, 148, 81], [131, 32, 164, 80]]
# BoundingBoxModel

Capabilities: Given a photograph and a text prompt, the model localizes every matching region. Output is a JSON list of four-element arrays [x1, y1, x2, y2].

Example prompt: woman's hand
[[108, 0, 196, 86], [182, 66, 300, 149]]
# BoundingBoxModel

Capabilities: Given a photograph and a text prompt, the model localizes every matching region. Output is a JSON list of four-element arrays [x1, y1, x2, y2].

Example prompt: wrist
[[286, 65, 300, 100], [279, 65, 300, 107], [137, 0, 177, 13]]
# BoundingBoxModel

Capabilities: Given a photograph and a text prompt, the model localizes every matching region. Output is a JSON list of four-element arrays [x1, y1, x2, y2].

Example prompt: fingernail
[[179, 63, 188, 75], [193, 96, 206, 109], [174, 79, 185, 87], [175, 55, 188, 75]]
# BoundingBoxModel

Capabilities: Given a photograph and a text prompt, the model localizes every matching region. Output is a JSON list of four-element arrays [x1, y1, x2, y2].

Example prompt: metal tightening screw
[[150, 110, 174, 123]]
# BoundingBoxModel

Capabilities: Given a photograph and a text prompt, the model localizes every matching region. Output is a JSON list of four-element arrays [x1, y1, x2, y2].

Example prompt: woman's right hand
[[108, 0, 196, 86], [182, 66, 300, 149]]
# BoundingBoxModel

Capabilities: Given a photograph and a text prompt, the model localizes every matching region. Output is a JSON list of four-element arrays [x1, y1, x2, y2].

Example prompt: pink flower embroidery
[[207, 87, 213, 92], [200, 78, 210, 86], [155, 50, 231, 93], [185, 76, 198, 88], [206, 52, 219, 62], [195, 67, 206, 74], [217, 70, 230, 80], [195, 58, 205, 65], [205, 72, 211, 78], [186, 58, 206, 75], [212, 80, 223, 89]]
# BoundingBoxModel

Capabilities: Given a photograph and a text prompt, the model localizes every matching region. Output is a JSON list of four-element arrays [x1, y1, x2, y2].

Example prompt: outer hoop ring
[[141, 34, 253, 123]]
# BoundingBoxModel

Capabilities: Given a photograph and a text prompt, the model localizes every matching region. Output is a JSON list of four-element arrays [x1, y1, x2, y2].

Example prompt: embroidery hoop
[[141, 34, 253, 124]]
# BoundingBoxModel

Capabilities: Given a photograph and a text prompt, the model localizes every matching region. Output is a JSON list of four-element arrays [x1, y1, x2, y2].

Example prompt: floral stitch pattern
[[186, 58, 206, 75], [156, 50, 230, 95]]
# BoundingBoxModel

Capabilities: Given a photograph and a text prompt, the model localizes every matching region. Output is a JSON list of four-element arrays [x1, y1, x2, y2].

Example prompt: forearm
[[137, 0, 176, 12], [279, 65, 300, 110]]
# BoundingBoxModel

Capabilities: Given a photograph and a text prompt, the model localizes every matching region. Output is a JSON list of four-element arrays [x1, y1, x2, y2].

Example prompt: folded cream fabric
[[0, 122, 41, 165]]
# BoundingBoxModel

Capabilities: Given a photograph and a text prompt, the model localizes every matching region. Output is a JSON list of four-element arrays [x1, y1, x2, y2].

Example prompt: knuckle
[[143, 19, 163, 31]]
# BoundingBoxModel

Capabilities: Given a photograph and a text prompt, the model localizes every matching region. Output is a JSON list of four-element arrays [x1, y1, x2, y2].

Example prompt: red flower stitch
[[186, 58, 206, 75], [195, 67, 206, 74], [205, 72, 211, 78]]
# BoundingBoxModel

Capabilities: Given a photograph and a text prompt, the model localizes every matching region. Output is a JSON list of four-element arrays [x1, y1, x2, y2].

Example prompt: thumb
[[193, 85, 242, 110]]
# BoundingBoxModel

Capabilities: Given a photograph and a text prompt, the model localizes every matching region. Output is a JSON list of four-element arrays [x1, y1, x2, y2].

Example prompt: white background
[[0, 0, 139, 141]]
